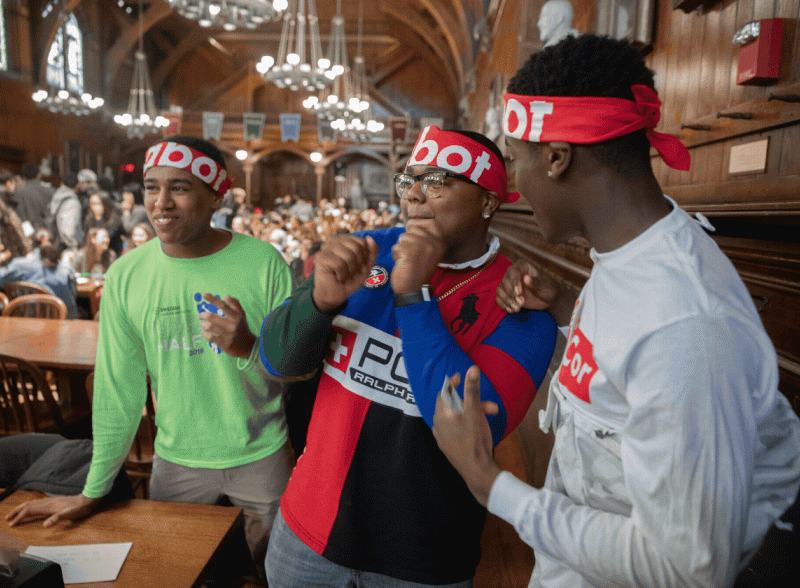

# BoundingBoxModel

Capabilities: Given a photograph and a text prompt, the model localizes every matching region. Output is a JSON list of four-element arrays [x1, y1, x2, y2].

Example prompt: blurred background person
[[75, 169, 98, 219], [119, 183, 151, 248], [12, 163, 53, 237], [0, 169, 32, 264], [123, 222, 155, 253], [71, 227, 116, 278], [231, 214, 252, 235], [84, 192, 124, 255], [0, 228, 78, 319], [49, 172, 83, 254]]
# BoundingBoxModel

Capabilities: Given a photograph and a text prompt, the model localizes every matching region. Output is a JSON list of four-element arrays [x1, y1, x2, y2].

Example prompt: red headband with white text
[[503, 85, 691, 171], [407, 126, 518, 203], [143, 142, 232, 196]]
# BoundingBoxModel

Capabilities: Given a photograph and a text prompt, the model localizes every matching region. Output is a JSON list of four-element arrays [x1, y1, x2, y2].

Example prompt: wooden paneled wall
[[487, 0, 800, 483]]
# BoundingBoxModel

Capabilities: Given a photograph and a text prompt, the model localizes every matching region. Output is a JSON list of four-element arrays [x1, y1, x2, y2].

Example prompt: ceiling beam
[[371, 45, 416, 87], [151, 26, 211, 91], [415, 0, 469, 90], [103, 0, 173, 91], [378, 0, 458, 102]]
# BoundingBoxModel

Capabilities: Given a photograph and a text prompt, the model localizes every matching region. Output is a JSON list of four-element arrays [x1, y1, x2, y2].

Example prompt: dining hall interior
[[1, 0, 800, 587]]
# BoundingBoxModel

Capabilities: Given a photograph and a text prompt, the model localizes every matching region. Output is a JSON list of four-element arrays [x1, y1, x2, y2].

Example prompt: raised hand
[[433, 366, 501, 507], [198, 293, 256, 359], [391, 224, 446, 295], [6, 493, 101, 528], [312, 234, 380, 313], [496, 260, 559, 313]]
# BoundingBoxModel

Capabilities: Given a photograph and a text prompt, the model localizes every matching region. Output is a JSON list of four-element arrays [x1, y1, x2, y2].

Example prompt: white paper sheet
[[25, 542, 133, 584]]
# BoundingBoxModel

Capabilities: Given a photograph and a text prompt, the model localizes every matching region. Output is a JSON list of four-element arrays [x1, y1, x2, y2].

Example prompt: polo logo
[[364, 265, 389, 288], [503, 98, 554, 142], [450, 293, 480, 334], [558, 323, 597, 404]]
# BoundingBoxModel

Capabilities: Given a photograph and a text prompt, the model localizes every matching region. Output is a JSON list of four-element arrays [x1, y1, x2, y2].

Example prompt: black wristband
[[394, 285, 431, 308]]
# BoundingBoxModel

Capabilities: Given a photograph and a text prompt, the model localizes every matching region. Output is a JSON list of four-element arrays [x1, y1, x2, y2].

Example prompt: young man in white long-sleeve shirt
[[432, 34, 800, 588]]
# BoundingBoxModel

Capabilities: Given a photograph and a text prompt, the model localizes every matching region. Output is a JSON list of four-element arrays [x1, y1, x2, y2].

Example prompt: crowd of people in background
[[1, 161, 403, 317]]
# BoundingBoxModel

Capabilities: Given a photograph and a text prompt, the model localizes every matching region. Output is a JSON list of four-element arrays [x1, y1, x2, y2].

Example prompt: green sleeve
[[258, 274, 343, 377], [83, 271, 148, 498]]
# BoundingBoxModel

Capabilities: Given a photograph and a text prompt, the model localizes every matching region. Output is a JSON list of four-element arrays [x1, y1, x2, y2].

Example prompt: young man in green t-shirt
[[7, 136, 295, 577]]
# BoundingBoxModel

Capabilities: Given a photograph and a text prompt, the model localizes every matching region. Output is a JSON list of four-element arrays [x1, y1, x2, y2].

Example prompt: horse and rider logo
[[451, 293, 480, 334]]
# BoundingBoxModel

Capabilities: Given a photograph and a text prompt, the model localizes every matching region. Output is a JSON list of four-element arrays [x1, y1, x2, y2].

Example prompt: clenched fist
[[312, 234, 380, 312]]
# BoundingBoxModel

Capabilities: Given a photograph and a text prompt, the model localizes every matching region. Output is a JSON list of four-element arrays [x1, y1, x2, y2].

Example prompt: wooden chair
[[0, 354, 66, 436], [2, 294, 68, 319], [2, 280, 52, 299]]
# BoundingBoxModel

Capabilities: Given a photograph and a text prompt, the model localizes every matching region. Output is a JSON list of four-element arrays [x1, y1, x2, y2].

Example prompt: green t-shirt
[[83, 232, 293, 498]]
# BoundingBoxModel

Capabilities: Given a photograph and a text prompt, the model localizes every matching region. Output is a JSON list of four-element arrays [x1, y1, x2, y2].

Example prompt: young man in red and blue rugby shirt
[[257, 127, 558, 587]]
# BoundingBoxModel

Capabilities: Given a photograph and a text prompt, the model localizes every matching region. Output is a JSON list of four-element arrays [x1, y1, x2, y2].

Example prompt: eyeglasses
[[394, 170, 477, 199]]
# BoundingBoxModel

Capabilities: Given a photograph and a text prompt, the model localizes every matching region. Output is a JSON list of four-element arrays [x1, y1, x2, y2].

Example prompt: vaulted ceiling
[[33, 0, 512, 146]]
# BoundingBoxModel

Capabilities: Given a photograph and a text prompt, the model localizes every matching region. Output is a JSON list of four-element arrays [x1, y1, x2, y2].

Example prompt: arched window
[[0, 0, 8, 71], [45, 13, 83, 93]]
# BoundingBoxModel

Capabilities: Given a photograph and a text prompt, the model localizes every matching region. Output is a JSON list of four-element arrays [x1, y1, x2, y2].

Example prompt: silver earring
[[483, 212, 490, 219], [547, 171, 553, 178]]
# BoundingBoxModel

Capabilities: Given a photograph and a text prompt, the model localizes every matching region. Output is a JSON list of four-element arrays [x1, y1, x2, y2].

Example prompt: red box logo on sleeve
[[327, 326, 357, 373], [558, 325, 598, 404]]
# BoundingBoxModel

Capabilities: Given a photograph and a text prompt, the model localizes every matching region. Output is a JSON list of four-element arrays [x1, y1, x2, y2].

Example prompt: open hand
[[433, 366, 502, 507], [6, 493, 101, 528]]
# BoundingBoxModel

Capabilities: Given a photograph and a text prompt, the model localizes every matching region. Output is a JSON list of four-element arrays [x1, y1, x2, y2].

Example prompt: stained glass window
[[45, 13, 83, 93], [0, 0, 8, 71]]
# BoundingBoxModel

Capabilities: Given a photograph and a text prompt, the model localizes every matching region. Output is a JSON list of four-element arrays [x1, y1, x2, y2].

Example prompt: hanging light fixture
[[333, 0, 384, 141], [31, 9, 104, 115], [169, 0, 285, 31], [302, 0, 349, 120], [259, 0, 332, 91], [113, 0, 170, 138]]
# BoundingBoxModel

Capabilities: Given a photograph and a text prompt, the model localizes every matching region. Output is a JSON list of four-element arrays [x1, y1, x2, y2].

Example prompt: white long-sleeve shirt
[[488, 198, 800, 588]]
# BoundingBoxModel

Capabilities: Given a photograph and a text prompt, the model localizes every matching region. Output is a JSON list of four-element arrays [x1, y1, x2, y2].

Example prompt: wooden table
[[0, 490, 244, 588], [0, 317, 97, 411]]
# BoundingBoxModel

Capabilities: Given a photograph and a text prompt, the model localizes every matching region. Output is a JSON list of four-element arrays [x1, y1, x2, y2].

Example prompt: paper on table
[[25, 542, 132, 584]]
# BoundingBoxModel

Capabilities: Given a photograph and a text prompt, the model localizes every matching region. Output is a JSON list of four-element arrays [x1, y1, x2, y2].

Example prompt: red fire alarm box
[[736, 19, 783, 85]]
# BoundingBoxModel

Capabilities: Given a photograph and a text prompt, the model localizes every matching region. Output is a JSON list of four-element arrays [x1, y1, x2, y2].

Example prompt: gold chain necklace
[[437, 252, 499, 301]]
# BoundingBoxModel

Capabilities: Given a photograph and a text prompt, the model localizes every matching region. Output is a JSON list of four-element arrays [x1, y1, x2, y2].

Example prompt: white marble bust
[[538, 0, 581, 48]]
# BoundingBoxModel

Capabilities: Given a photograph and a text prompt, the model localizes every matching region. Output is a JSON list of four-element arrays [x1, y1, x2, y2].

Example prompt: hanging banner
[[318, 117, 338, 143], [280, 113, 302, 143], [203, 112, 224, 141], [243, 112, 267, 141], [391, 118, 408, 145], [162, 111, 182, 137]]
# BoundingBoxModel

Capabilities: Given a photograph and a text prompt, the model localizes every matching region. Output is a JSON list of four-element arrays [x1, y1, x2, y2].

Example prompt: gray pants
[[150, 442, 293, 577]]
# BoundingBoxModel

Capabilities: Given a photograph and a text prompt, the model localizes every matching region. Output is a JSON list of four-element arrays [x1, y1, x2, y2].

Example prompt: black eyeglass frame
[[393, 170, 479, 199]]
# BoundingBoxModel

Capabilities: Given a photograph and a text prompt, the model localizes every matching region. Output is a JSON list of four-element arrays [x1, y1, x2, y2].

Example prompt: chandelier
[[302, 0, 351, 120], [169, 0, 285, 31], [259, 0, 332, 91], [113, 1, 170, 138], [331, 1, 384, 141], [31, 11, 104, 116]]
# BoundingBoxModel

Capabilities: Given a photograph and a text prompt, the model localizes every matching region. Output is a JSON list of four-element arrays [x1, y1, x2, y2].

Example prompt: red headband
[[143, 142, 232, 196], [407, 126, 518, 203], [503, 85, 690, 171]]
